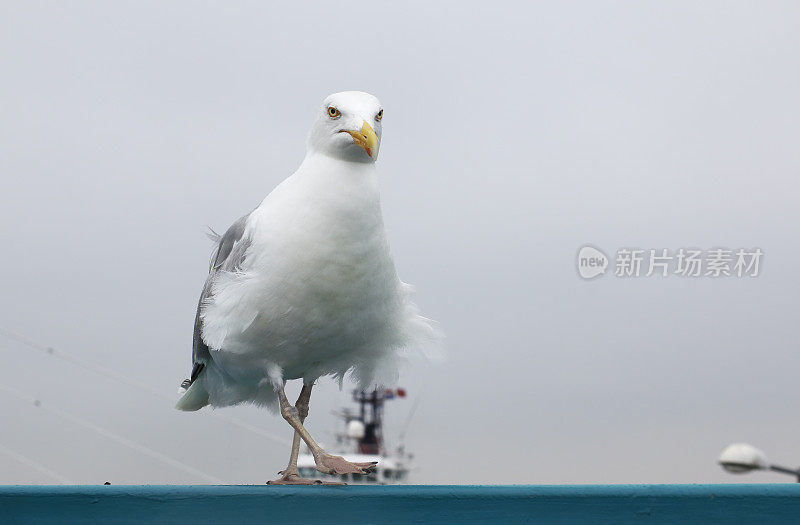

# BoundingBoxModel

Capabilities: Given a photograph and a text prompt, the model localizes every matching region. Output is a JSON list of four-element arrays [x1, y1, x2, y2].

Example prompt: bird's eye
[[327, 106, 341, 119], [375, 109, 383, 122]]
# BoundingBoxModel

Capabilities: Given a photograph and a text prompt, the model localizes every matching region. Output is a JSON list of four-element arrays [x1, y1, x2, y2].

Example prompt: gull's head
[[307, 91, 383, 163]]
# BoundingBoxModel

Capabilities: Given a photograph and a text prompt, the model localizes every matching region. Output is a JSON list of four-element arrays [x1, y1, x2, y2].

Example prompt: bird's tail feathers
[[175, 379, 210, 411]]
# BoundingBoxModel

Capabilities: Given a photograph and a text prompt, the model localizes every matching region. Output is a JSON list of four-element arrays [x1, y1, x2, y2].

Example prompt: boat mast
[[351, 388, 406, 455]]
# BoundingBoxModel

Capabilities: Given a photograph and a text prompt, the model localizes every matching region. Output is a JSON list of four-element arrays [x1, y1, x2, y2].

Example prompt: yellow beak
[[341, 121, 378, 158]]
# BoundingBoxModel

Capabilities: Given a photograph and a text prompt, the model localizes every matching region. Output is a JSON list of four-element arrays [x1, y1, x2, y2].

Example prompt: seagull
[[176, 91, 440, 485]]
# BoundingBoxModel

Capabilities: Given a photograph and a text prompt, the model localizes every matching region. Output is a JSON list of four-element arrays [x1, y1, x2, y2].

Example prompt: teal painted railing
[[2, 484, 800, 524]]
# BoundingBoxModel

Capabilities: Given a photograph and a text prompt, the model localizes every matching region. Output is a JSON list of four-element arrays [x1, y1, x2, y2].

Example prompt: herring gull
[[176, 91, 440, 484]]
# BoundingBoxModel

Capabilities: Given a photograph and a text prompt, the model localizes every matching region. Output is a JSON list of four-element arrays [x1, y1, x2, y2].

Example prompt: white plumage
[[176, 91, 439, 482]]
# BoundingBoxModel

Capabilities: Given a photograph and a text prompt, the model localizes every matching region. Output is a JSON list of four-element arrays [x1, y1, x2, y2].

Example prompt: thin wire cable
[[0, 442, 74, 484], [398, 395, 423, 444], [0, 327, 290, 446], [399, 369, 431, 445], [0, 383, 224, 484]]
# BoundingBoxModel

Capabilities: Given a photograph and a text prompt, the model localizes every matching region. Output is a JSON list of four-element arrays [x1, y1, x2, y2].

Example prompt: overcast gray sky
[[1, 1, 798, 484]]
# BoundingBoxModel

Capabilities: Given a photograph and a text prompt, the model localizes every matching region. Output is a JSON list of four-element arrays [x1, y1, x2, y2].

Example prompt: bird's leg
[[274, 384, 377, 477], [287, 383, 313, 467], [269, 383, 331, 485]]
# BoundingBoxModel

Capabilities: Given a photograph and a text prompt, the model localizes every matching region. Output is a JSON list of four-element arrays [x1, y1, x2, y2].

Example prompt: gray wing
[[185, 213, 253, 385], [208, 214, 252, 273]]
